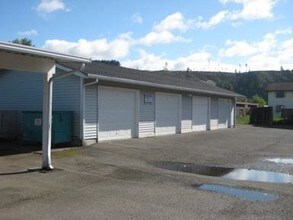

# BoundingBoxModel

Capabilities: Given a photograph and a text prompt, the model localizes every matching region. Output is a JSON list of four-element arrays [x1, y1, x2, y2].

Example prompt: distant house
[[267, 82, 293, 117]]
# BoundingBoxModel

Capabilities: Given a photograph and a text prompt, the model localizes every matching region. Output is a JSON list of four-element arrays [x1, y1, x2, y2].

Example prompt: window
[[144, 94, 153, 104], [276, 91, 285, 98], [276, 105, 284, 113]]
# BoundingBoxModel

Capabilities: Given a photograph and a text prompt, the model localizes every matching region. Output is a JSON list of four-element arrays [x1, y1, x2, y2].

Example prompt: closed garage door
[[181, 95, 192, 133], [98, 86, 137, 141], [210, 98, 218, 130], [155, 92, 180, 136], [218, 99, 230, 128], [192, 96, 209, 131]]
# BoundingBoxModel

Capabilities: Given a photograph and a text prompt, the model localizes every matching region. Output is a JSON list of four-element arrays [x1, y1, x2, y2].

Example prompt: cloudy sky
[[1, 0, 292, 72]]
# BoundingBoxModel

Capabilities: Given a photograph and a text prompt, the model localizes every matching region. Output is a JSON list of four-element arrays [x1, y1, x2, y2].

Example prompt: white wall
[[139, 91, 155, 137], [53, 73, 82, 138], [0, 70, 43, 136], [268, 91, 293, 117], [82, 86, 236, 144], [0, 70, 43, 111], [83, 85, 98, 140]]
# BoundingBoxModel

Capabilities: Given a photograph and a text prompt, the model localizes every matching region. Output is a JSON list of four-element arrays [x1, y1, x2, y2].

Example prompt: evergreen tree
[[12, 38, 34, 46]]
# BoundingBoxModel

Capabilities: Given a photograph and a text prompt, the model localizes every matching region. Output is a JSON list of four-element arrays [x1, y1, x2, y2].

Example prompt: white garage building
[[1, 58, 240, 146], [64, 61, 239, 144]]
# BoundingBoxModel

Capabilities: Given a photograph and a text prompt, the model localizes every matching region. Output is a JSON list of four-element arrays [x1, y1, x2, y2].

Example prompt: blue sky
[[0, 0, 292, 72]]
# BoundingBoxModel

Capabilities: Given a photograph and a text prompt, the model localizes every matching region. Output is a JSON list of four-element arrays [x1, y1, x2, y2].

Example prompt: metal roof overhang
[[0, 41, 91, 63], [0, 42, 91, 170]]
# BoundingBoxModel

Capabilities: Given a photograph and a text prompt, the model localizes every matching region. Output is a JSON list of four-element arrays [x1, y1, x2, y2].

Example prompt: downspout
[[43, 65, 86, 171], [84, 78, 99, 86], [234, 97, 237, 128], [49, 70, 79, 83], [208, 97, 211, 130]]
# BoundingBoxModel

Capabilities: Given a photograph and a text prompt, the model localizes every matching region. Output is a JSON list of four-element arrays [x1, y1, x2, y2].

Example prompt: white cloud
[[17, 29, 38, 36], [154, 12, 192, 32], [41, 12, 192, 60], [41, 25, 293, 72], [131, 13, 143, 24], [42, 33, 133, 59], [219, 33, 277, 58], [257, 33, 277, 54], [123, 27, 293, 72], [122, 50, 237, 72], [219, 28, 293, 70], [36, 0, 69, 14], [274, 28, 293, 35], [246, 54, 281, 70], [196, 11, 229, 29], [278, 39, 293, 69], [172, 52, 211, 70], [280, 39, 293, 58], [137, 12, 191, 46], [139, 30, 190, 46], [196, 0, 277, 29], [149, 1, 278, 32], [219, 40, 258, 57], [223, 0, 277, 20], [122, 50, 168, 70]]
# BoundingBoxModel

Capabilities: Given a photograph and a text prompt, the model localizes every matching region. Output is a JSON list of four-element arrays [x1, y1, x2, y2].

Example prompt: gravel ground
[[0, 125, 292, 220]]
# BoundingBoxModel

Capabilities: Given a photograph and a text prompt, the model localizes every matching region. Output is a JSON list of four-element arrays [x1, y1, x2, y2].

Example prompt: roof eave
[[0, 41, 91, 63], [87, 73, 242, 98], [267, 89, 293, 91]]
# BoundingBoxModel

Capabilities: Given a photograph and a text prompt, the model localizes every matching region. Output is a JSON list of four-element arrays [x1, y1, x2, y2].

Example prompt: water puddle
[[223, 169, 293, 183], [195, 184, 278, 202], [153, 162, 234, 176], [266, 158, 293, 165], [153, 162, 293, 183]]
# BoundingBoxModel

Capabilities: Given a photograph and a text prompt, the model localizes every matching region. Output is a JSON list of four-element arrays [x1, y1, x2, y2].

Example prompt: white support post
[[234, 98, 237, 128], [42, 65, 55, 170], [208, 97, 211, 130]]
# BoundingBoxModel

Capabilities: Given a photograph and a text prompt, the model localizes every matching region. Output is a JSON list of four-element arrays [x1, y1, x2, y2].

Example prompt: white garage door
[[155, 92, 180, 136], [218, 99, 230, 129], [98, 86, 137, 141], [192, 96, 209, 131], [210, 98, 218, 130]]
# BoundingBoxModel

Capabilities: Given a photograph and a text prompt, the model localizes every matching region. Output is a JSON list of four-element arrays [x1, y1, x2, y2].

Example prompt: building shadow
[[0, 139, 77, 156], [252, 124, 293, 130], [0, 168, 62, 176], [0, 169, 40, 176], [0, 139, 41, 156]]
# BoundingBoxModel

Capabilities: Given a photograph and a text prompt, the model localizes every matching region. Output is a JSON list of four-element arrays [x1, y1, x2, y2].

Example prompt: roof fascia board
[[267, 89, 293, 91], [0, 41, 91, 63], [87, 73, 241, 98]]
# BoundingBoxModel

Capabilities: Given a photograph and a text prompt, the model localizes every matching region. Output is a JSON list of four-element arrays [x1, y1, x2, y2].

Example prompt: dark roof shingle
[[60, 62, 241, 97], [267, 82, 293, 91]]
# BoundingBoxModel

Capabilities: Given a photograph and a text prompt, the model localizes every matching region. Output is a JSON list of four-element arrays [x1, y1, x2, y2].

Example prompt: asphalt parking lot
[[0, 125, 292, 220]]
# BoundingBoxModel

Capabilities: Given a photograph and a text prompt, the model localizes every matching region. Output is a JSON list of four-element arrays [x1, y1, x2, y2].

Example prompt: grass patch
[[52, 148, 81, 158], [273, 116, 284, 124], [273, 116, 293, 125], [236, 115, 250, 125]]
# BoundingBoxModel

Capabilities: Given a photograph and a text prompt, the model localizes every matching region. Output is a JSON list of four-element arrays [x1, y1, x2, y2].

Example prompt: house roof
[[0, 41, 91, 63], [267, 82, 293, 91], [60, 61, 242, 98]]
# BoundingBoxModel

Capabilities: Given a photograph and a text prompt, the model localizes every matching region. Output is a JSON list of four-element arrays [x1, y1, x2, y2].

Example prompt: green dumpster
[[22, 111, 73, 144]]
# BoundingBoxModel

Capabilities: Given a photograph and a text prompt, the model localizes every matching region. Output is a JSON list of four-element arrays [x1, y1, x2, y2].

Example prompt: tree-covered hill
[[159, 70, 293, 101]]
